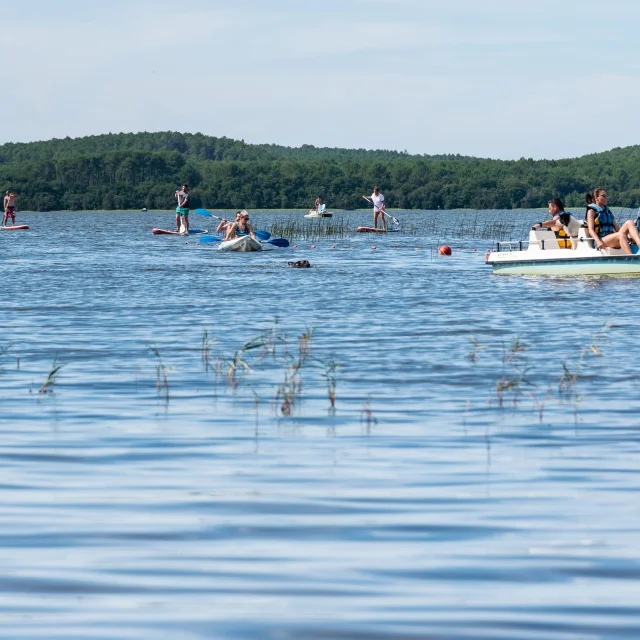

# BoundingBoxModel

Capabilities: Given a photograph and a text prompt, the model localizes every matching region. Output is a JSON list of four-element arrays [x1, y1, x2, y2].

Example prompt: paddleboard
[[356, 227, 398, 233], [1, 225, 29, 231], [152, 228, 206, 235]]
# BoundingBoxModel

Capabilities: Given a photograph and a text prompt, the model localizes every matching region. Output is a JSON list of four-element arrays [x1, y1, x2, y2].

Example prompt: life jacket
[[588, 204, 615, 238], [555, 227, 571, 249], [554, 211, 573, 248]]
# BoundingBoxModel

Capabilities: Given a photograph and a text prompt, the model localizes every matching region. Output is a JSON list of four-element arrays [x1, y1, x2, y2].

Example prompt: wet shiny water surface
[[2, 209, 640, 639]]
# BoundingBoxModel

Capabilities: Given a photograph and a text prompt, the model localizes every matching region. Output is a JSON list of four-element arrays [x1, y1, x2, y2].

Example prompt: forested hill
[[1, 131, 640, 212], [0, 132, 468, 164]]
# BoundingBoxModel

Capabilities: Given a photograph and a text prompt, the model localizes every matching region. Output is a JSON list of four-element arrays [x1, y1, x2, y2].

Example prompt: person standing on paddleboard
[[3, 190, 18, 227], [174, 184, 190, 234], [363, 186, 386, 231]]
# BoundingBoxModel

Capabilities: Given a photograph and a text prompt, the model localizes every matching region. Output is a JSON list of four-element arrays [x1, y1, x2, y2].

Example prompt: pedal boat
[[304, 211, 333, 219], [487, 227, 640, 276]]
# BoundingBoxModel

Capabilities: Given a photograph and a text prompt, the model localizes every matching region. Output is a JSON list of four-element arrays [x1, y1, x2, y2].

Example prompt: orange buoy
[[438, 245, 452, 256]]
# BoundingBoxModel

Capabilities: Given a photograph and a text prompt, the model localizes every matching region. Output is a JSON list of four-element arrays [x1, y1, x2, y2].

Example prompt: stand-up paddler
[[3, 190, 18, 227], [174, 184, 190, 234], [363, 186, 386, 231]]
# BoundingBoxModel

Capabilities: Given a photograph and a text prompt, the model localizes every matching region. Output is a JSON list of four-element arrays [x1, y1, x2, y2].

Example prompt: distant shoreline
[[13, 207, 639, 214]]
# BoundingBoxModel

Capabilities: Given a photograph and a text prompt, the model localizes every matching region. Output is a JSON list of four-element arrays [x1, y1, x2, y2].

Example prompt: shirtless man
[[3, 190, 17, 227], [216, 211, 242, 235]]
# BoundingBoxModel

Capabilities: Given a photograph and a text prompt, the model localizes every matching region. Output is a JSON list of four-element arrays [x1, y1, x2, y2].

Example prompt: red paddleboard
[[1, 225, 29, 231], [356, 227, 396, 233]]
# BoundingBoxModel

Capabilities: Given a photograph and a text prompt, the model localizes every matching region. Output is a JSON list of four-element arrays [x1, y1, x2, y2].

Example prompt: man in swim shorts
[[174, 184, 190, 233], [3, 190, 17, 227]]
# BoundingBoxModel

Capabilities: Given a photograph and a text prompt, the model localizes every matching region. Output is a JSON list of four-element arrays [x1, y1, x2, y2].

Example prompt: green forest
[[2, 131, 640, 211]]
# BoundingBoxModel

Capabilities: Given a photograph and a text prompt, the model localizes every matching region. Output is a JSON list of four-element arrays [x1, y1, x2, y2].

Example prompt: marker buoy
[[311, 245, 316, 249], [472, 248, 477, 252], [438, 245, 452, 256], [293, 245, 298, 248], [414, 248, 420, 251], [330, 245, 336, 249], [371, 246, 377, 250]]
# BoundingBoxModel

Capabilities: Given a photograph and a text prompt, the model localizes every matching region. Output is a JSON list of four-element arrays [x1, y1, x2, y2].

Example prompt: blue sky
[[2, 0, 640, 159]]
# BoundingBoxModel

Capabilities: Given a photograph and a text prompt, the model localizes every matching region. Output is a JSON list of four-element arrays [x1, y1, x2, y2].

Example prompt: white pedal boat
[[304, 211, 333, 219], [217, 236, 272, 252], [487, 227, 640, 276]]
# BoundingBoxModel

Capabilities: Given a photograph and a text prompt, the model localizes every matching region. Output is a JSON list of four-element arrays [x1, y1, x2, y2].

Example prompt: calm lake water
[[2, 209, 640, 639]]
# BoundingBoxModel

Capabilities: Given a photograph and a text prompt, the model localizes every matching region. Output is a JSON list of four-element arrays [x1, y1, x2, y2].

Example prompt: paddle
[[199, 235, 222, 243], [362, 195, 399, 225], [264, 238, 289, 248], [194, 209, 271, 240]]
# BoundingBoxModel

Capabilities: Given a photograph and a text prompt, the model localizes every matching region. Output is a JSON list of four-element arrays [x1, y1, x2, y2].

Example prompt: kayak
[[218, 236, 268, 252], [152, 228, 207, 235], [356, 227, 398, 233], [1, 225, 29, 231]]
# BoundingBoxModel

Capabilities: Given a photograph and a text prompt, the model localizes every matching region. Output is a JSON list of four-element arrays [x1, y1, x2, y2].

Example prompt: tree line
[[1, 132, 640, 211]]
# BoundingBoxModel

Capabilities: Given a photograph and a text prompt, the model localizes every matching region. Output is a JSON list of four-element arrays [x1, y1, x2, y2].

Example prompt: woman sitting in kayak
[[585, 189, 640, 254], [225, 211, 257, 241], [216, 211, 242, 235]]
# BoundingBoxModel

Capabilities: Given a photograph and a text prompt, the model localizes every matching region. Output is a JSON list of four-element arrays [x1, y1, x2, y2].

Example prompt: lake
[[1, 209, 640, 639]]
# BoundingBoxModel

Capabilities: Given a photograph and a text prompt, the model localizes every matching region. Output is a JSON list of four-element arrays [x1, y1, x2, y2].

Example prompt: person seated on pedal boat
[[217, 211, 242, 234], [533, 198, 582, 249], [585, 189, 640, 254], [313, 196, 322, 212], [225, 210, 257, 241]]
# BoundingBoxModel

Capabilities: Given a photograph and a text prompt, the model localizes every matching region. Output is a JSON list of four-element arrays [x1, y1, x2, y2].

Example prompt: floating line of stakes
[[188, 241, 486, 254]]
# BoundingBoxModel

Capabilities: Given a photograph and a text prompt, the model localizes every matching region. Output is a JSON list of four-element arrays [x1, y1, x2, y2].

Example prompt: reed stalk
[[39, 355, 64, 394]]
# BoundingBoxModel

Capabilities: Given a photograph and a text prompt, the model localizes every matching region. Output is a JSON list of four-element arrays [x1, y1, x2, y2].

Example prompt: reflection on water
[[1, 210, 640, 639]]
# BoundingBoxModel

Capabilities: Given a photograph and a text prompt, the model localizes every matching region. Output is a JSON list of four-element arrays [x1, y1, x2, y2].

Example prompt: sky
[[2, 0, 640, 159]]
